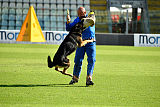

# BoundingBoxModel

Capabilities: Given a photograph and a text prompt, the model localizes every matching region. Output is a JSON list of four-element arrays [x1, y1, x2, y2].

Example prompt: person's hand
[[66, 9, 71, 24]]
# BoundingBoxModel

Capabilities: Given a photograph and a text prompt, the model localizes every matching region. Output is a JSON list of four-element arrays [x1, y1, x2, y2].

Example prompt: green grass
[[0, 43, 160, 106]]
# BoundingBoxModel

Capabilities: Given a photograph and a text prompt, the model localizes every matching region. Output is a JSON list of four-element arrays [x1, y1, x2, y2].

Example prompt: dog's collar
[[71, 32, 82, 36]]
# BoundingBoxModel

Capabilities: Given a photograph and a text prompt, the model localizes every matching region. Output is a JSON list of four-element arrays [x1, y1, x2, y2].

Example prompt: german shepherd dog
[[47, 12, 95, 77]]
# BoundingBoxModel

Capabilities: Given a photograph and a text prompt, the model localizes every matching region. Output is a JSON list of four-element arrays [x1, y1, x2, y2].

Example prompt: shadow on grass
[[0, 84, 88, 88]]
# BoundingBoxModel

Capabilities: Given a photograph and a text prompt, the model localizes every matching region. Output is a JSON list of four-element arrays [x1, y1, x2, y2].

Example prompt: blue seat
[[51, 27, 56, 31], [57, 22, 63, 28], [84, 5, 90, 10], [50, 10, 56, 15], [50, 0, 56, 3], [44, 27, 50, 31], [51, 4, 56, 9], [2, 8, 8, 14], [9, 21, 15, 26], [23, 4, 29, 9], [8, 27, 15, 30], [37, 15, 43, 21], [56, 10, 63, 15], [9, 3, 15, 8], [64, 0, 69, 4], [57, 4, 63, 9], [16, 0, 23, 2], [57, 16, 63, 21], [1, 26, 8, 30], [9, 15, 16, 20], [16, 9, 22, 15], [9, 9, 16, 14], [44, 21, 50, 27], [2, 14, 8, 20], [44, 16, 50, 21], [23, 9, 28, 14], [37, 4, 43, 9], [70, 0, 76, 4], [16, 21, 22, 26], [57, 0, 63, 4], [2, 2, 8, 7], [57, 27, 64, 31], [30, 0, 36, 3], [44, 10, 50, 15], [1, 20, 8, 26], [84, 0, 90, 5], [51, 21, 56, 27], [77, 0, 83, 4], [39, 21, 44, 28], [71, 10, 77, 16], [64, 4, 70, 9], [16, 27, 21, 30], [10, 0, 16, 2], [51, 16, 56, 21], [71, 5, 77, 10], [44, 4, 50, 9], [37, 9, 43, 15], [23, 0, 29, 2], [16, 3, 22, 8], [16, 15, 22, 21]]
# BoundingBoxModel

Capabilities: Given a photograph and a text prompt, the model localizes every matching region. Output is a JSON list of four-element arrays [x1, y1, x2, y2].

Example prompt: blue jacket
[[66, 17, 95, 40]]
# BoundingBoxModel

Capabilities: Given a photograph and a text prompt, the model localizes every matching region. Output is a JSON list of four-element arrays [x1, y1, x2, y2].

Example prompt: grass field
[[0, 43, 160, 106]]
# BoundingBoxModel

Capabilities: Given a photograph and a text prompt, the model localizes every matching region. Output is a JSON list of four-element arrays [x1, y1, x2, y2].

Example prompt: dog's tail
[[47, 56, 54, 68]]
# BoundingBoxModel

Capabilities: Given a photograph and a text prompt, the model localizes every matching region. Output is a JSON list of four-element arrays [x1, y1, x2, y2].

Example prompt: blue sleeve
[[66, 17, 80, 31]]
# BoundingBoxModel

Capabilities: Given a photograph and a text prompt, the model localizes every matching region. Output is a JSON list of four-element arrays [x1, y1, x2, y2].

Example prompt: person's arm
[[66, 17, 79, 31]]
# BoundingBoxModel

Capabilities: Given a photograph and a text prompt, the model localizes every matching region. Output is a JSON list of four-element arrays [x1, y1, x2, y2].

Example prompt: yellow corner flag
[[16, 6, 46, 42]]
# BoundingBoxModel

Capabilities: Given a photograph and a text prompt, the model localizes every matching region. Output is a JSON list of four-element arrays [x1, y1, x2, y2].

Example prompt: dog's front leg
[[79, 39, 94, 47]]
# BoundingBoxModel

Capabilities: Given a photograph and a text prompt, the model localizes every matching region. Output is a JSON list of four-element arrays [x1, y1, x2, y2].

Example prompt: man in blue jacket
[[66, 7, 96, 86]]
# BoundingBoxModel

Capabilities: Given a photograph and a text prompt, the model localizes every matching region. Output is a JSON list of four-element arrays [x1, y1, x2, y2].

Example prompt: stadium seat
[[37, 4, 43, 9], [9, 21, 15, 26], [2, 2, 8, 7], [78, 5, 84, 8], [71, 5, 77, 10], [37, 15, 43, 21], [23, 4, 29, 9], [16, 9, 22, 14], [30, 3, 36, 9], [1, 20, 8, 26], [10, 0, 16, 2], [23, 15, 26, 21], [57, 4, 63, 9], [8, 26, 14, 29], [44, 27, 50, 31], [45, 0, 50, 3], [44, 21, 50, 27], [37, 9, 43, 15], [9, 3, 15, 8], [16, 3, 22, 8], [50, 10, 56, 15], [9, 15, 16, 21], [57, 27, 63, 31], [44, 16, 50, 21], [71, 10, 77, 16], [84, 5, 90, 10], [51, 21, 56, 27], [23, 0, 29, 3], [44, 10, 50, 15], [77, 0, 83, 4], [50, 0, 56, 3], [51, 16, 56, 21], [56, 10, 63, 15], [9, 9, 16, 14], [1, 26, 8, 30], [16, 27, 21, 30], [2, 8, 8, 14], [51, 27, 56, 31], [57, 0, 63, 4], [57, 16, 63, 22], [2, 14, 8, 20], [64, 0, 69, 4], [64, 4, 70, 9], [23, 9, 28, 14], [37, 0, 43, 3], [30, 0, 36, 3], [16, 0, 23, 2], [44, 4, 50, 9], [70, 0, 76, 4], [16, 21, 22, 27], [51, 4, 56, 9], [84, 0, 90, 5], [16, 15, 22, 21], [57, 22, 63, 27]]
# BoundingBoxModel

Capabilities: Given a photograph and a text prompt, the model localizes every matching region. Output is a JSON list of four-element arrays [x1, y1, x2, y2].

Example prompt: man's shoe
[[86, 80, 94, 86], [69, 79, 78, 85]]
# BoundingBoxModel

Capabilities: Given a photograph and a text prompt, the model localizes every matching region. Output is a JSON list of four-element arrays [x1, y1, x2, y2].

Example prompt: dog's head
[[81, 11, 95, 30]]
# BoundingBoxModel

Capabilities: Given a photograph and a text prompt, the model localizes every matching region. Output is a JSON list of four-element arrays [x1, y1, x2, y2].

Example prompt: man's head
[[77, 7, 86, 19]]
